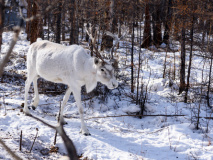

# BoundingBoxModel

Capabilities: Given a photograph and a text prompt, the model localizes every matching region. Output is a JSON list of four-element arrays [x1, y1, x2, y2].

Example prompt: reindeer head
[[94, 58, 118, 89], [86, 25, 120, 90]]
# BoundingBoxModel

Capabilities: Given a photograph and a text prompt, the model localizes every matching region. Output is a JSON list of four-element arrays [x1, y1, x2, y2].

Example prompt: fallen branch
[[83, 114, 186, 120], [0, 139, 22, 160], [26, 113, 78, 160], [68, 114, 213, 120]]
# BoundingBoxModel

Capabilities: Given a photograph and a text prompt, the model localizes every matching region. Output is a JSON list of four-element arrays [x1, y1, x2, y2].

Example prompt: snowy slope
[[0, 32, 213, 160]]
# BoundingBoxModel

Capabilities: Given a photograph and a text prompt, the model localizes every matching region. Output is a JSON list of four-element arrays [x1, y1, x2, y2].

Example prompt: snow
[[0, 31, 213, 160]]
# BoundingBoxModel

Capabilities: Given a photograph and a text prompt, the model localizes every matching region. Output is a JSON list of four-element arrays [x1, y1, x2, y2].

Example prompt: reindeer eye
[[101, 69, 105, 72]]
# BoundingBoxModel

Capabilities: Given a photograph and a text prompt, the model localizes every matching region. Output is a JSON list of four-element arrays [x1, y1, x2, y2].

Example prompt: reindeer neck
[[83, 57, 98, 93]]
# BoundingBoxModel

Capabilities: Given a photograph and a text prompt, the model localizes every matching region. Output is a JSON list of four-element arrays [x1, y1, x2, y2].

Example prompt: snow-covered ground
[[0, 31, 213, 160]]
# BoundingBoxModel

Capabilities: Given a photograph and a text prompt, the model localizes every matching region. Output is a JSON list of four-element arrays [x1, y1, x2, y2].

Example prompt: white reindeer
[[24, 37, 118, 135]]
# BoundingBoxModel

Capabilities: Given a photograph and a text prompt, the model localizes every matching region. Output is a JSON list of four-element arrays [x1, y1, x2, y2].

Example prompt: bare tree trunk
[[26, 0, 31, 41], [163, 0, 172, 45], [136, 18, 142, 104], [179, 1, 186, 94], [0, 0, 4, 52], [69, 0, 78, 44], [131, 22, 134, 93], [30, 0, 39, 44], [61, 2, 65, 41], [141, 0, 151, 48], [101, 0, 113, 52], [207, 52, 213, 107], [179, 25, 186, 94], [152, 2, 162, 47], [207, 22, 212, 107], [56, 0, 62, 43], [70, 0, 75, 44], [37, 0, 43, 39], [185, 15, 194, 103]]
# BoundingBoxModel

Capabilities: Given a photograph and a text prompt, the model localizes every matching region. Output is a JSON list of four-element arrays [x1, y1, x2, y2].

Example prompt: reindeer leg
[[72, 87, 90, 136], [32, 76, 39, 110], [59, 87, 72, 125], [24, 75, 35, 114]]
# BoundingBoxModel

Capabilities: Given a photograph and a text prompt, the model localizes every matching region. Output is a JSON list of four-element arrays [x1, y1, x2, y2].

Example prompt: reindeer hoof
[[31, 106, 36, 110], [84, 133, 91, 136], [60, 119, 68, 125], [80, 129, 91, 136], [23, 107, 31, 115], [27, 106, 36, 110]]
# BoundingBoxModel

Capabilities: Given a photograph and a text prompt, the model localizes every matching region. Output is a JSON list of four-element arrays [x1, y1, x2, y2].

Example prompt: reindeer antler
[[105, 25, 128, 58], [85, 25, 105, 63]]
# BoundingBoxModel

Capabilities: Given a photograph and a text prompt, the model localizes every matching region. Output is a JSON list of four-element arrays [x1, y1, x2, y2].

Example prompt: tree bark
[[101, 0, 113, 51], [152, 2, 162, 46], [185, 15, 194, 102], [131, 22, 134, 93], [163, 0, 172, 45], [141, 0, 151, 48], [30, 0, 39, 44], [26, 0, 31, 41], [69, 0, 78, 44], [56, 0, 62, 43], [61, 2, 65, 41], [179, 2, 186, 94], [0, 0, 4, 52]]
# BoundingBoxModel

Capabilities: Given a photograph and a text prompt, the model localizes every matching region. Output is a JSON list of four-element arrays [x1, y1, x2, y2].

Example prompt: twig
[[19, 130, 22, 151], [29, 128, 38, 153]]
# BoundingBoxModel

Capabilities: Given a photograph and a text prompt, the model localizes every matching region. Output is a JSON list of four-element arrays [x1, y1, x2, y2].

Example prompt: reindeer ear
[[110, 59, 116, 67]]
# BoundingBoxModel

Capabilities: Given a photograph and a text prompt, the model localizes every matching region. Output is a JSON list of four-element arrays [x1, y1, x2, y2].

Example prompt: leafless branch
[[26, 113, 78, 160], [0, 20, 24, 77], [0, 139, 22, 160]]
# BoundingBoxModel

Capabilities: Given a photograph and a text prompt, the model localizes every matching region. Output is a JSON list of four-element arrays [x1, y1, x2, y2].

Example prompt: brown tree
[[141, 0, 152, 48], [152, 0, 162, 46], [69, 0, 78, 45], [30, 0, 39, 44], [56, 0, 63, 43], [101, 0, 113, 52], [163, 0, 173, 45]]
